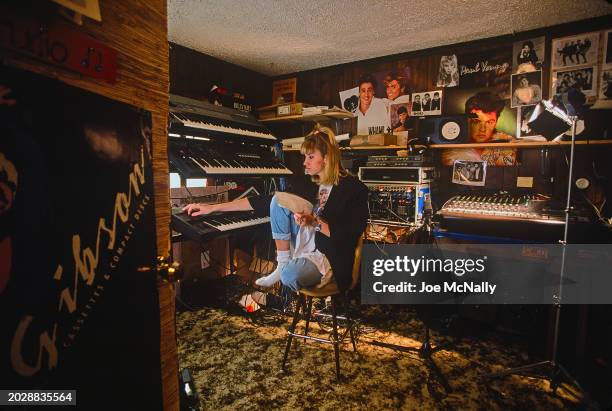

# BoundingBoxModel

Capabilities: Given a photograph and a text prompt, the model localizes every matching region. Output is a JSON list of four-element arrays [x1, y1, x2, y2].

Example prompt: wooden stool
[[281, 235, 364, 380]]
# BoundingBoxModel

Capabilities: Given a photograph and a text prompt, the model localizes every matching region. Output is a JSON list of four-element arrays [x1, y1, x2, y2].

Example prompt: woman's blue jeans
[[270, 194, 321, 292]]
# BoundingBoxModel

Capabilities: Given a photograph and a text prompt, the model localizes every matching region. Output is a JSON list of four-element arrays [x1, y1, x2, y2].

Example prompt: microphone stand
[[368, 197, 454, 394], [487, 116, 584, 399]]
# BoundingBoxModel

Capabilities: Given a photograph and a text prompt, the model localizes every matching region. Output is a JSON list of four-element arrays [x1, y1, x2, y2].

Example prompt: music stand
[[487, 100, 583, 397]]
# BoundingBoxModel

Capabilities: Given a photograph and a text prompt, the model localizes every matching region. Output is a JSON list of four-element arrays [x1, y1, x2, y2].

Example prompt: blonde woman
[[183, 126, 368, 292], [437, 55, 459, 87]]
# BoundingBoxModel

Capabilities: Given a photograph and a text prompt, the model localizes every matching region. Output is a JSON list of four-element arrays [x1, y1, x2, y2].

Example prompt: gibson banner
[[0, 65, 161, 410]]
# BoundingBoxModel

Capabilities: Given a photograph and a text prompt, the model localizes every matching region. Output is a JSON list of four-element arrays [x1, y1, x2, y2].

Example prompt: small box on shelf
[[350, 133, 397, 147], [256, 102, 305, 119], [277, 102, 304, 117]]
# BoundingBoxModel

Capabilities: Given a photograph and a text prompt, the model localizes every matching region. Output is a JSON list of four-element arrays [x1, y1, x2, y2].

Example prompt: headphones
[[407, 137, 428, 155]]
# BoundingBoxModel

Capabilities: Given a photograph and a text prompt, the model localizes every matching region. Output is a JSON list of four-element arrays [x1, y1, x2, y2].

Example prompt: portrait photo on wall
[[552, 66, 597, 97], [339, 86, 359, 114], [452, 160, 487, 186], [551, 32, 599, 70], [604, 29, 612, 66], [356, 73, 389, 135], [437, 55, 459, 87], [411, 90, 442, 116], [457, 49, 512, 99], [512, 36, 544, 73], [441, 88, 517, 166], [600, 68, 612, 101], [511, 70, 542, 107], [374, 67, 411, 103], [390, 102, 411, 133], [516, 105, 546, 140]]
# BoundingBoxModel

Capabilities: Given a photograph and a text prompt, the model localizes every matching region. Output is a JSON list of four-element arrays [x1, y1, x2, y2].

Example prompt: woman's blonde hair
[[300, 124, 348, 185]]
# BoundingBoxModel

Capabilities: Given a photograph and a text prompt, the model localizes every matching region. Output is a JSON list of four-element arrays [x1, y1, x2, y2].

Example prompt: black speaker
[[417, 115, 468, 144]]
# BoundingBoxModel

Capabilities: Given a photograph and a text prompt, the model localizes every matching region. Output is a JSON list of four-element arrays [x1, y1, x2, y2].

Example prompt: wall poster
[[0, 65, 162, 410], [441, 88, 517, 166], [458, 50, 512, 99], [354, 69, 412, 135], [551, 32, 599, 70]]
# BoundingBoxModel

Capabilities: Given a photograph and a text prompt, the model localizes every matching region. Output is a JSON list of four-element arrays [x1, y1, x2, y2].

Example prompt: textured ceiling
[[168, 0, 612, 76]]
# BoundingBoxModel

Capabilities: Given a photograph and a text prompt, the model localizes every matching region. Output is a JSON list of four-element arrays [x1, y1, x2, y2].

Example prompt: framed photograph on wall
[[389, 102, 411, 133], [552, 66, 597, 97], [411, 90, 442, 116], [604, 29, 612, 67], [516, 105, 546, 140], [436, 55, 459, 87], [452, 160, 486, 186], [513, 36, 545, 73], [511, 70, 542, 107], [551, 32, 599, 70], [599, 68, 612, 101]]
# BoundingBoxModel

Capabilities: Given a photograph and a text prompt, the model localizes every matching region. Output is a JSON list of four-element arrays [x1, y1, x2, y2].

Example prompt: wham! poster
[[0, 65, 162, 410]]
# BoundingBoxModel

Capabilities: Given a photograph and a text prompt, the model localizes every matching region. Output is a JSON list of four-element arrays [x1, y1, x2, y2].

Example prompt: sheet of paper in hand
[[275, 192, 313, 214]]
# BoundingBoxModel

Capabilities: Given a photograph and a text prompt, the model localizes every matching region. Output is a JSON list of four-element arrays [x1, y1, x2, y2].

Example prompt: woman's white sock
[[255, 250, 291, 288]]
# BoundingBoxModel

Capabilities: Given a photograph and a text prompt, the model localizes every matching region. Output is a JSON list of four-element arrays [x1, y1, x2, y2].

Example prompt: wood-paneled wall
[[278, 14, 612, 199], [0, 2, 177, 410], [279, 15, 612, 108], [170, 42, 272, 108]]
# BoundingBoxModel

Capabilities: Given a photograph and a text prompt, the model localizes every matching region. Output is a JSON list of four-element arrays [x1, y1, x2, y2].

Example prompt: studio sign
[[460, 60, 510, 76]]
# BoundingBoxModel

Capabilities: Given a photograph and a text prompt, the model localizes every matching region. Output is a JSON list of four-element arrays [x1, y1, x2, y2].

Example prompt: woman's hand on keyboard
[[182, 203, 217, 216]]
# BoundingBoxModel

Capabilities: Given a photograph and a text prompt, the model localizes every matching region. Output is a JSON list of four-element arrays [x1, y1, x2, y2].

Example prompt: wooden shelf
[[260, 110, 354, 123], [283, 140, 612, 151], [428, 140, 612, 149], [283, 145, 404, 152]]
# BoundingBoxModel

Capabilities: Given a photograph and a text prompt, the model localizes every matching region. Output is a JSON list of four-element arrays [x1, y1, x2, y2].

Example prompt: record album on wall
[[440, 88, 517, 166], [417, 116, 468, 144]]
